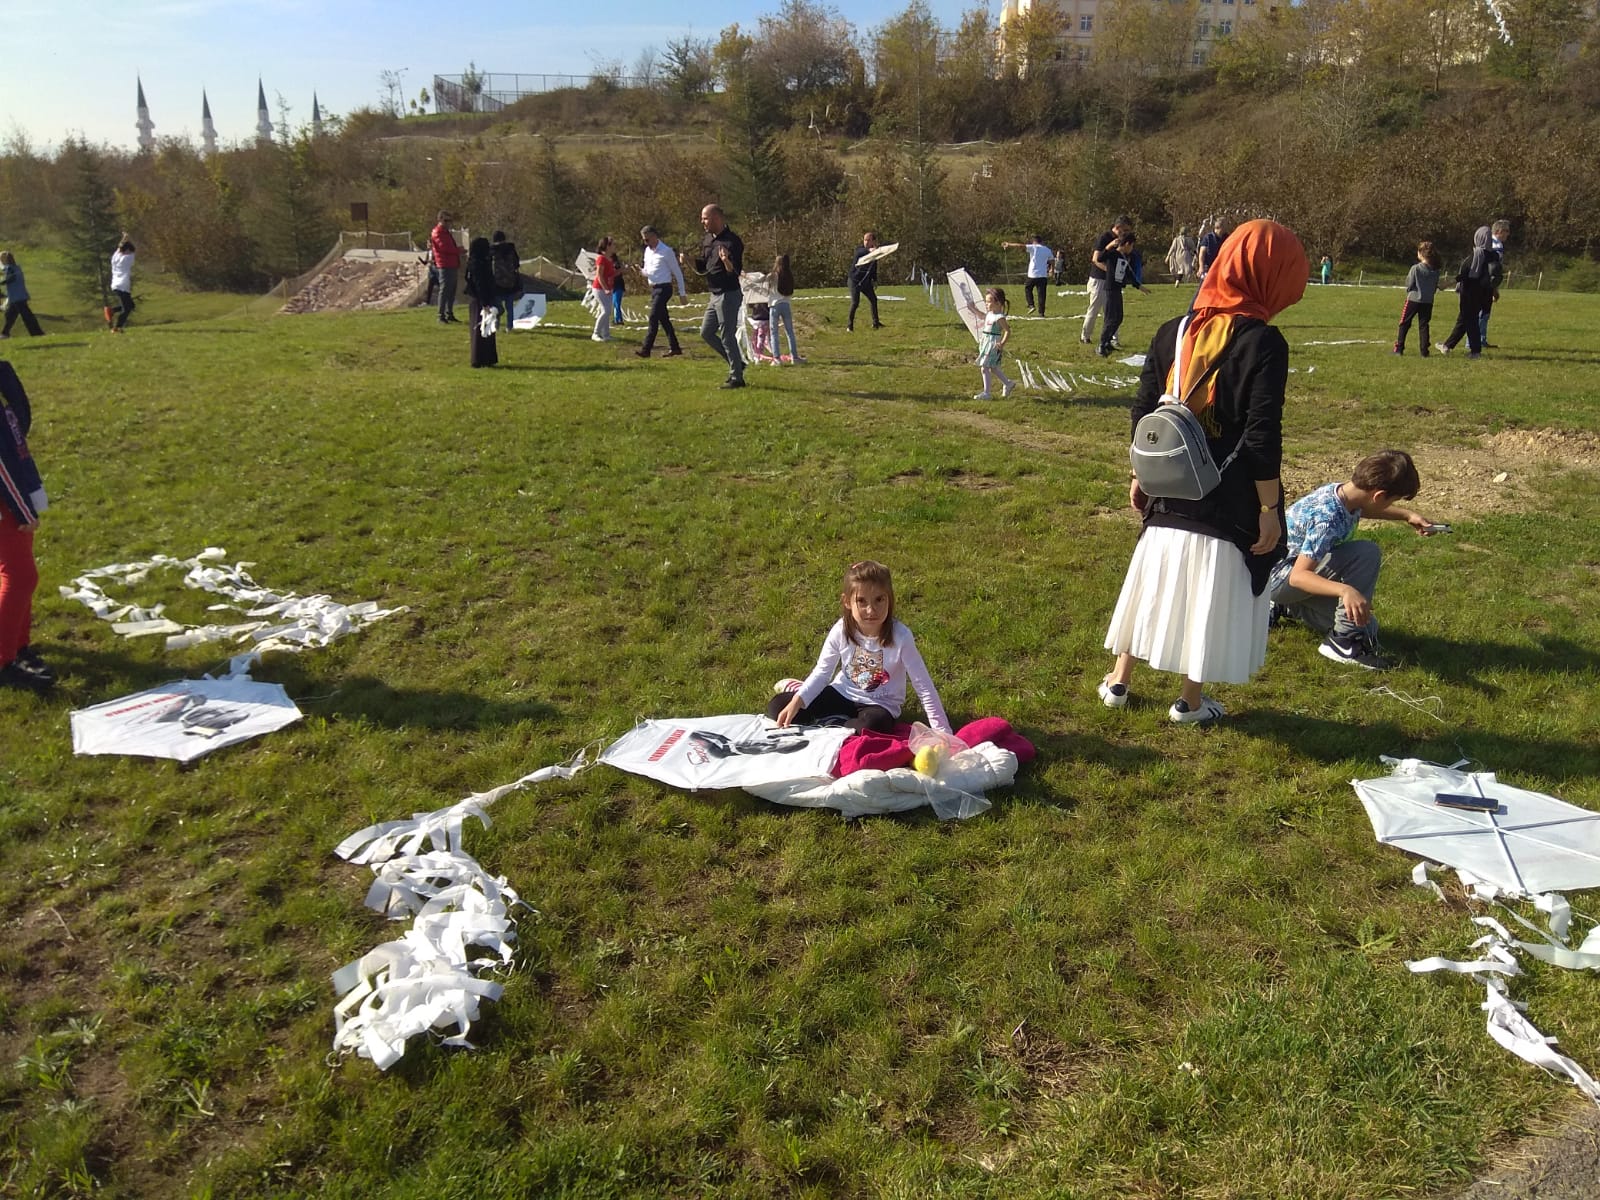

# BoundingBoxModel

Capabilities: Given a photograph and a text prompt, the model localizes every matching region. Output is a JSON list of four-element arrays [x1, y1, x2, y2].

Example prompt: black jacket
[[0, 361, 45, 524], [1131, 314, 1288, 594], [849, 245, 878, 288], [696, 227, 744, 294]]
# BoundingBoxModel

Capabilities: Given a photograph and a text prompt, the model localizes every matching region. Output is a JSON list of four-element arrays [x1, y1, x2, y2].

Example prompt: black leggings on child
[[766, 685, 893, 733]]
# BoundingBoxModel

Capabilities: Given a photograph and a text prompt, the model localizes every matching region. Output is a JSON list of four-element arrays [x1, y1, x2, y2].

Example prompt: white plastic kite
[[510, 292, 548, 330], [1353, 757, 1600, 896], [947, 268, 985, 344], [332, 715, 1018, 1066], [600, 714, 1005, 821], [856, 240, 900, 267], [71, 677, 302, 764]]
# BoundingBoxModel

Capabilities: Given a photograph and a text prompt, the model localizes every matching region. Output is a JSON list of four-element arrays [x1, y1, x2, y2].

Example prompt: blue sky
[[2, 0, 989, 152]]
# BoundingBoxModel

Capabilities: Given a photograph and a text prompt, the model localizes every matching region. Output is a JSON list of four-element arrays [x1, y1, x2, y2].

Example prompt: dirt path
[[1450, 1101, 1600, 1198]]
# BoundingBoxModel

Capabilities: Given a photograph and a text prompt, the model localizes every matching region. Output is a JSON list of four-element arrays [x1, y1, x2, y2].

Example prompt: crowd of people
[[0, 207, 1511, 705]]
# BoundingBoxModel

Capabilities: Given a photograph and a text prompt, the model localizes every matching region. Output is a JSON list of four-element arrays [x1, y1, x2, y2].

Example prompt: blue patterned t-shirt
[[1269, 482, 1361, 590]]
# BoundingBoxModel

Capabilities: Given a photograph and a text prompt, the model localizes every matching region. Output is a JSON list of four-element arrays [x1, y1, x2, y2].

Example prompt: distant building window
[[1197, 19, 1210, 36], [1192, 48, 1207, 65], [1218, 19, 1233, 33], [1244, 0, 1256, 5], [1080, 15, 1093, 31]]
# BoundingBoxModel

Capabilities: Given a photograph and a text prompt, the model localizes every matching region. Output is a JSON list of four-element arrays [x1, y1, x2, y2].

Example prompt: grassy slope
[[2, 258, 1599, 1198]]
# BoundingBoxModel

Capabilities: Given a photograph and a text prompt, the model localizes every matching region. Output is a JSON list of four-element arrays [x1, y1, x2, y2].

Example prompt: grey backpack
[[1129, 316, 1244, 501]]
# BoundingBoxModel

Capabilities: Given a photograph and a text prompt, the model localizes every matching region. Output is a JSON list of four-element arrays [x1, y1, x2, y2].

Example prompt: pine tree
[[61, 140, 120, 307]]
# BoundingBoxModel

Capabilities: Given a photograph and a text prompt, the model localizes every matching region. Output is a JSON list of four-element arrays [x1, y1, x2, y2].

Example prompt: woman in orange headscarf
[[1098, 219, 1309, 724]]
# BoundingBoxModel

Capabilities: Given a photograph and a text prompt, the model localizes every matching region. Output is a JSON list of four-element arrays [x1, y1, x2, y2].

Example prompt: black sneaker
[[0, 661, 52, 693], [1268, 603, 1291, 629], [14, 646, 54, 682], [1318, 633, 1392, 670], [720, 378, 746, 389]]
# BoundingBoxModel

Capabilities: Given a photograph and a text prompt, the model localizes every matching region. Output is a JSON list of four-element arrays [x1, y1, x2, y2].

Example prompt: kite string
[[1368, 684, 1447, 724]]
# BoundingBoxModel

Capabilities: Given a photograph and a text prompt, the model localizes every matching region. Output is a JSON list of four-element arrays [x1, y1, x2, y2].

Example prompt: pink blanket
[[835, 717, 1035, 777]]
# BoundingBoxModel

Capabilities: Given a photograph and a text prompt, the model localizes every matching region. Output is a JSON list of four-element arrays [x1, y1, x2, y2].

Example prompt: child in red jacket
[[0, 360, 51, 691]]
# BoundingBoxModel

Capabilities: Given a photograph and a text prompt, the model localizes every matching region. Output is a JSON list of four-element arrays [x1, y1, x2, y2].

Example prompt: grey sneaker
[[1318, 634, 1393, 670], [1434, 342, 1451, 356], [1097, 679, 1129, 709], [1169, 695, 1225, 724]]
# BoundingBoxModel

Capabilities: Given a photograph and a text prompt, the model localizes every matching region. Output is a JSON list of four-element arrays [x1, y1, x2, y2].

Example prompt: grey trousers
[[701, 289, 744, 381], [1268, 539, 1381, 640], [437, 267, 458, 318]]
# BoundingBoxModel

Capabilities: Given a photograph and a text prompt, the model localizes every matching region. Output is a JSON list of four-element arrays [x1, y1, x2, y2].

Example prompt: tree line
[[3, 0, 1598, 304]]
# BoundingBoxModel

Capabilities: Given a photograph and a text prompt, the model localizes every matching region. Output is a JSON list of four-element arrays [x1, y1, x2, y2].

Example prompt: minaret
[[311, 92, 323, 138], [136, 77, 155, 152], [201, 90, 217, 156], [256, 79, 273, 143]]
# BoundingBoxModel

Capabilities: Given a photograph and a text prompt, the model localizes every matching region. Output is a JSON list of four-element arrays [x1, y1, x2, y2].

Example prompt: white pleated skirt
[[1103, 526, 1269, 684]]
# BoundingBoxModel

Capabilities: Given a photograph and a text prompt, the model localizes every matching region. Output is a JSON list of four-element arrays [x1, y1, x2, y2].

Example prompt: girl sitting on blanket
[[768, 560, 952, 734]]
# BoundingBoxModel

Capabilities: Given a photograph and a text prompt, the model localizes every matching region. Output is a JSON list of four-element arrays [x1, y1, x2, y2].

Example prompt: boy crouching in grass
[[1267, 450, 1439, 671]]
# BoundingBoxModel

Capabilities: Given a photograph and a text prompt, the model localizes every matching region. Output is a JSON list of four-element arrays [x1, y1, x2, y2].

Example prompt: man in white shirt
[[635, 225, 688, 359], [1002, 234, 1057, 315], [109, 232, 136, 331]]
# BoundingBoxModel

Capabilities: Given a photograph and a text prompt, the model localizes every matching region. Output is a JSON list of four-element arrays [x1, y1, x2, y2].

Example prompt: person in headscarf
[[1097, 218, 1309, 724], [1436, 225, 1502, 358], [462, 237, 498, 368]]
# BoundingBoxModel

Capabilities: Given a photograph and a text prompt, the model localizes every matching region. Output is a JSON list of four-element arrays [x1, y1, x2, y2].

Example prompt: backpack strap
[[1164, 315, 1248, 473]]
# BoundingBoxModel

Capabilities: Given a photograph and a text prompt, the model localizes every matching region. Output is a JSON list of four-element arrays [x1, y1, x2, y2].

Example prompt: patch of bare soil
[[283, 259, 425, 314], [1448, 1100, 1600, 1199], [1284, 429, 1600, 522], [889, 467, 1009, 490], [932, 409, 1096, 457]]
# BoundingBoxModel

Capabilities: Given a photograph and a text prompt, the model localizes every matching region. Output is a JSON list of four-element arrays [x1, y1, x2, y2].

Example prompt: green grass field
[[3, 253, 1600, 1198]]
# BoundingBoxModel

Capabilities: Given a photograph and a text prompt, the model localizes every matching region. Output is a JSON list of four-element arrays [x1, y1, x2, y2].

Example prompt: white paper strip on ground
[[331, 756, 587, 1069], [60, 548, 406, 672]]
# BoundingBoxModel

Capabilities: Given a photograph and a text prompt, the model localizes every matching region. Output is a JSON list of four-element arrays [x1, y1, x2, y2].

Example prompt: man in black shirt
[[689, 204, 746, 388], [847, 231, 884, 332], [1082, 215, 1132, 345]]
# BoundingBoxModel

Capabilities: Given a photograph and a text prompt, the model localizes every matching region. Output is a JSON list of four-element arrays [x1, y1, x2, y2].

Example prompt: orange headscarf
[[1170, 219, 1309, 420]]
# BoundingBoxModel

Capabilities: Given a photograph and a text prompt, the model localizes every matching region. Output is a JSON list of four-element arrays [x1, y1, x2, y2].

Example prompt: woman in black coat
[[463, 237, 498, 368]]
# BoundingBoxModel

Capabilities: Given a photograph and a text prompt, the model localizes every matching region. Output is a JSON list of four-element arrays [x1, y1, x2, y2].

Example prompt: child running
[[768, 560, 952, 734], [1267, 449, 1438, 670], [972, 287, 1015, 399], [1393, 242, 1440, 356]]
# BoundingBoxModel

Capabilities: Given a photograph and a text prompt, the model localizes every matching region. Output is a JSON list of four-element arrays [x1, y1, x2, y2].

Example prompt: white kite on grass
[[333, 715, 1018, 1065], [1355, 757, 1600, 1106], [70, 676, 302, 764]]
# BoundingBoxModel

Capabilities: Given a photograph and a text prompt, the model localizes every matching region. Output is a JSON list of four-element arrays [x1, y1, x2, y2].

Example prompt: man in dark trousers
[[847, 231, 884, 332], [430, 211, 461, 323], [689, 204, 745, 388], [635, 225, 688, 358], [1082, 215, 1131, 345]]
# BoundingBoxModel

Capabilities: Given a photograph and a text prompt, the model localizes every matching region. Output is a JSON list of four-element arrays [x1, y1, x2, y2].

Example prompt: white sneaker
[[1434, 342, 1450, 356], [1000, 382, 1014, 398], [1169, 695, 1226, 724], [591, 334, 608, 342], [973, 391, 992, 400], [772, 677, 803, 695], [1097, 679, 1128, 709]]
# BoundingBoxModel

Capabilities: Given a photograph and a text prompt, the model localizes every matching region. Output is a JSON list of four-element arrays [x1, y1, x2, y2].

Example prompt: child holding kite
[[768, 560, 952, 734], [973, 287, 1016, 399]]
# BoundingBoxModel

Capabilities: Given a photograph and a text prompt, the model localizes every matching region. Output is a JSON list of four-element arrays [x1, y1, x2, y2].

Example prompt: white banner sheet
[[71, 677, 302, 763], [600, 715, 849, 793]]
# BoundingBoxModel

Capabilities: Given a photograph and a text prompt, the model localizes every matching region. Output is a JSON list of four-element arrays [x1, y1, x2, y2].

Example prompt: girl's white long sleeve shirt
[[796, 619, 951, 733]]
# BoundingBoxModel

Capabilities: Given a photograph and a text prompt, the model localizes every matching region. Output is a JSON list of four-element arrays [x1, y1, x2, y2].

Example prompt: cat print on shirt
[[848, 645, 890, 693]]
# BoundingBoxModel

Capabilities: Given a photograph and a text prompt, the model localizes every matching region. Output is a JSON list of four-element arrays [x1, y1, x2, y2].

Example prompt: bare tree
[[378, 69, 407, 117]]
